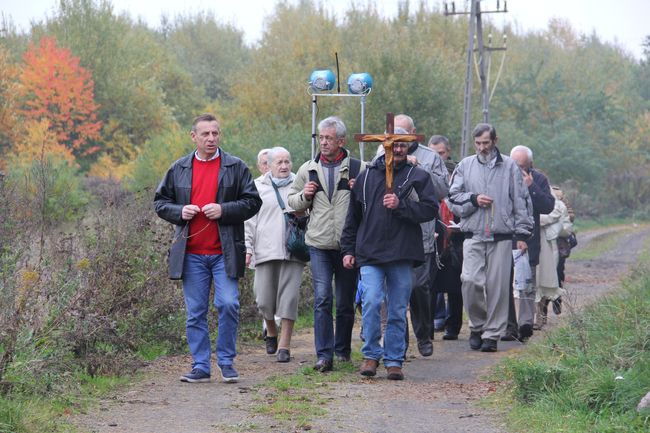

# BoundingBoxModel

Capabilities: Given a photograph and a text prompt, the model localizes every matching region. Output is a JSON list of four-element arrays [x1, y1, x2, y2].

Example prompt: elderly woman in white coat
[[536, 189, 571, 328], [245, 146, 305, 362]]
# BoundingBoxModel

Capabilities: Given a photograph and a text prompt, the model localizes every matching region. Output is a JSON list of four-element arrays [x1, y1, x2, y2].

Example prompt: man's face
[[511, 149, 531, 172], [191, 120, 221, 159], [474, 131, 495, 158], [269, 151, 292, 179], [429, 142, 450, 161], [392, 142, 409, 164], [318, 126, 345, 160]]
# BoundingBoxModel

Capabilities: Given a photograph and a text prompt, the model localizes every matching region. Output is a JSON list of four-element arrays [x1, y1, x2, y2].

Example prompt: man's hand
[[407, 155, 418, 165], [521, 170, 533, 187], [516, 240, 528, 252], [348, 178, 356, 189], [202, 203, 222, 220], [383, 193, 400, 209], [245, 253, 252, 267], [343, 254, 356, 269], [303, 181, 319, 200], [182, 204, 201, 220], [476, 194, 493, 208]]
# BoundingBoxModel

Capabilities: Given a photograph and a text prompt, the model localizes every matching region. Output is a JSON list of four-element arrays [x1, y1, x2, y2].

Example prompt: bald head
[[394, 114, 415, 134]]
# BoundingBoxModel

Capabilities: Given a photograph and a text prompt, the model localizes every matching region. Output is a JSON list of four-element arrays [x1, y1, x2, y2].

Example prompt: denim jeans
[[360, 261, 413, 367], [182, 254, 240, 374], [309, 247, 357, 361]]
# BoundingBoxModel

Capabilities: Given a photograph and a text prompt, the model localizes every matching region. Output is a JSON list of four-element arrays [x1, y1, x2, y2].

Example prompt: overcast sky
[[2, 0, 648, 59]]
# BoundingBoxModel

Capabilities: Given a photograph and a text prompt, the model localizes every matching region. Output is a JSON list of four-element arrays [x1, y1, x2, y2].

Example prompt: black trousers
[[408, 253, 437, 342], [434, 265, 463, 335]]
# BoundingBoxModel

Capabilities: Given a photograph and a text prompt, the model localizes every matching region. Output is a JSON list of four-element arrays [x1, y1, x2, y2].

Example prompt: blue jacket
[[524, 168, 555, 266]]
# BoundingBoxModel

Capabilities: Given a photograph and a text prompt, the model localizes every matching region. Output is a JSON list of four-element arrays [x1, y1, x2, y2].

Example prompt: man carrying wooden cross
[[342, 119, 438, 380]]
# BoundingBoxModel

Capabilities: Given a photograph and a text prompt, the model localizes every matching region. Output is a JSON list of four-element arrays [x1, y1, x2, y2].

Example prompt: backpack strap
[[336, 158, 362, 191]]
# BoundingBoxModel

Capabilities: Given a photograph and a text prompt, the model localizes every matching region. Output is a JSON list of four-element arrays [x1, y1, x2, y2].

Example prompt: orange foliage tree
[[18, 36, 102, 159]]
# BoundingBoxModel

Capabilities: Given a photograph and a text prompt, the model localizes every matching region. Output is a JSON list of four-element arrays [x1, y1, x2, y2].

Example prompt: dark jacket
[[340, 156, 438, 267], [154, 150, 262, 279], [523, 169, 555, 266]]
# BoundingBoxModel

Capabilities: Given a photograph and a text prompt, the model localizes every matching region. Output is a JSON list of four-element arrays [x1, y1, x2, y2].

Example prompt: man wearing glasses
[[288, 116, 364, 372], [341, 129, 438, 380]]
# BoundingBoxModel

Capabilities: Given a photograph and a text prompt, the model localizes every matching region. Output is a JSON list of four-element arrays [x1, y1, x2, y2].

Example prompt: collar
[[194, 148, 220, 162], [315, 147, 349, 164]]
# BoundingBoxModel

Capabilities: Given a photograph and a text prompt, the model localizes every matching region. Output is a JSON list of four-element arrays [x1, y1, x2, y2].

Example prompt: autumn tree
[[0, 45, 20, 164], [18, 36, 102, 159]]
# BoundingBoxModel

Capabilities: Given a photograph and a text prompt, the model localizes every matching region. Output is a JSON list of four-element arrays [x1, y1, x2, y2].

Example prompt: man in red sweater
[[155, 114, 261, 383]]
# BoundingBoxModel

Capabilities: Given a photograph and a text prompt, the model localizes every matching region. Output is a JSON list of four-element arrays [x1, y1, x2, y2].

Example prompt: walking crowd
[[154, 112, 576, 383]]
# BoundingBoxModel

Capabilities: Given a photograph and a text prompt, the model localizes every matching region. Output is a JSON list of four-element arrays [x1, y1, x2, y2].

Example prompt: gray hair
[[428, 135, 450, 151], [395, 114, 415, 133], [318, 116, 346, 139], [267, 146, 291, 164], [257, 148, 270, 164], [472, 123, 497, 141], [510, 145, 533, 162]]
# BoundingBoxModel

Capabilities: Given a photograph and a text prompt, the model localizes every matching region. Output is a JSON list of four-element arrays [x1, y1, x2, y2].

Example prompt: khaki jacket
[[288, 150, 365, 250]]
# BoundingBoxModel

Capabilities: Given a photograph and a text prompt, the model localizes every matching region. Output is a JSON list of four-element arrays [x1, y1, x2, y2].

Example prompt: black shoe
[[277, 348, 290, 363], [442, 332, 458, 340], [313, 359, 333, 372], [469, 332, 483, 350], [417, 339, 433, 357], [553, 297, 562, 315], [500, 333, 519, 341], [265, 336, 278, 354], [480, 338, 498, 352], [519, 324, 533, 340]]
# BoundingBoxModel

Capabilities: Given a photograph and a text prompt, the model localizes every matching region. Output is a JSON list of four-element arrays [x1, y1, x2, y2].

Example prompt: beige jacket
[[245, 173, 303, 265]]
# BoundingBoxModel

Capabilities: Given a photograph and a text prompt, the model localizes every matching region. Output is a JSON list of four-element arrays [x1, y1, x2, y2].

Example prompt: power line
[[445, 1, 508, 158]]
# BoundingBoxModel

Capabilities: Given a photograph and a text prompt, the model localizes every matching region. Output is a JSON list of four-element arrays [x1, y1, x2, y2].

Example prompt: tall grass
[[492, 250, 650, 432]]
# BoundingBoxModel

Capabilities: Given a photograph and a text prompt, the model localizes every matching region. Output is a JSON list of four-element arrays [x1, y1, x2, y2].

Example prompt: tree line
[[0, 0, 649, 216]]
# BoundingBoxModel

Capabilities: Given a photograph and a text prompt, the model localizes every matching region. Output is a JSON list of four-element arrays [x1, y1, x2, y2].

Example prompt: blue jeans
[[309, 247, 357, 361], [360, 262, 413, 367], [182, 254, 240, 374]]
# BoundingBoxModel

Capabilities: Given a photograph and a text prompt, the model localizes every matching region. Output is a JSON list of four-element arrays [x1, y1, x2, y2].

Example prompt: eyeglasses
[[392, 143, 409, 148]]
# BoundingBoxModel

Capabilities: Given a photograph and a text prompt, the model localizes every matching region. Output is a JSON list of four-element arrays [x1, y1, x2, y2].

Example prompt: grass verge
[[488, 246, 650, 432], [240, 361, 359, 431]]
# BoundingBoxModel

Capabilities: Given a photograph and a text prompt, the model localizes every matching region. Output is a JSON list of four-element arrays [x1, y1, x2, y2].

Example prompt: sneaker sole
[[217, 366, 239, 383], [179, 376, 211, 383]]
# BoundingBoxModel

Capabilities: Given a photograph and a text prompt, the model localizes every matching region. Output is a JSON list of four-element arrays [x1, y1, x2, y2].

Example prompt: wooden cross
[[354, 113, 424, 193]]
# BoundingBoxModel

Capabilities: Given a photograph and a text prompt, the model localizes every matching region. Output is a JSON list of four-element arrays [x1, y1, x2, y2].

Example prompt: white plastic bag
[[512, 249, 533, 292]]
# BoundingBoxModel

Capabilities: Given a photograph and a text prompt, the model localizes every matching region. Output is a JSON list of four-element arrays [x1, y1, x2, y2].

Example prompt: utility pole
[[445, 1, 508, 158]]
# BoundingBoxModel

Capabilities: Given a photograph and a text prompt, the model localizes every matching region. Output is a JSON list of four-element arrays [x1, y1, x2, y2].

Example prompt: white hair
[[257, 148, 270, 163], [510, 145, 533, 162], [267, 146, 291, 164]]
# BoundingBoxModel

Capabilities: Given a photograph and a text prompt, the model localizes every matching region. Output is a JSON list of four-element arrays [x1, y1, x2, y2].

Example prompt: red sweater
[[186, 156, 222, 255]]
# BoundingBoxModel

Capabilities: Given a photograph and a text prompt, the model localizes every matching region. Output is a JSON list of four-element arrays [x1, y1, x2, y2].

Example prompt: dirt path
[[74, 224, 650, 433]]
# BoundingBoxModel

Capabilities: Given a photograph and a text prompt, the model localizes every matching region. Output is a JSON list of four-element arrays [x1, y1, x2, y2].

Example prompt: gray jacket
[[376, 143, 449, 253], [154, 150, 262, 279], [447, 150, 532, 242]]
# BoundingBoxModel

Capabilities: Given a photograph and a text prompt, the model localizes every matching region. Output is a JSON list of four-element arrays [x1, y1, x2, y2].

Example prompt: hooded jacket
[[340, 156, 438, 267], [447, 149, 533, 242]]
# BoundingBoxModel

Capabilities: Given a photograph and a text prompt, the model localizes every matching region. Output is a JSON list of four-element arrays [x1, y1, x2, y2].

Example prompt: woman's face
[[270, 150, 292, 178]]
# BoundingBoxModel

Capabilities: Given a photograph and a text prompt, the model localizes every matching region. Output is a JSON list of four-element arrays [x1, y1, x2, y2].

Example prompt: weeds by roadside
[[489, 247, 650, 432]]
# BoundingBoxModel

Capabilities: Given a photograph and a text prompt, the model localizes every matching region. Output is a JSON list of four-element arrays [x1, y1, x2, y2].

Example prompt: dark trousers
[[434, 263, 463, 335], [505, 261, 519, 337], [408, 253, 437, 342]]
